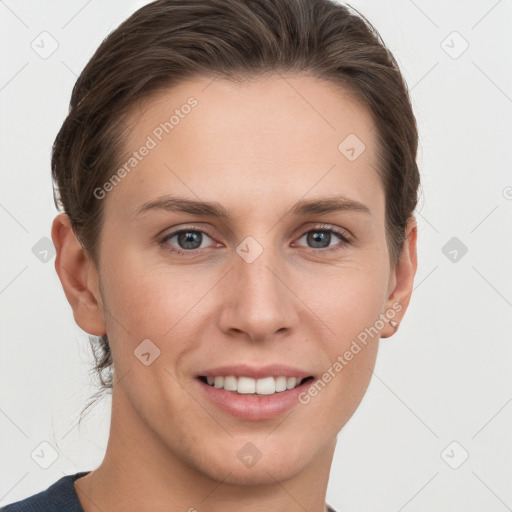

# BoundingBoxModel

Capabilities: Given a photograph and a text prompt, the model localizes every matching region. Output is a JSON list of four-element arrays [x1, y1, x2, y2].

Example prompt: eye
[[160, 227, 218, 256], [294, 225, 351, 253], [159, 223, 352, 257]]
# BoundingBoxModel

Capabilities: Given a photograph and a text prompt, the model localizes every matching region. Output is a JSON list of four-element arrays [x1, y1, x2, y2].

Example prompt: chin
[[202, 458, 304, 487], [189, 436, 318, 487]]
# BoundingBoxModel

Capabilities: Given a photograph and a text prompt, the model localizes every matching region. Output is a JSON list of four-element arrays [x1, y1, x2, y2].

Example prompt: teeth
[[203, 375, 306, 395], [286, 377, 297, 390], [238, 376, 256, 394], [275, 376, 287, 392], [223, 375, 237, 391], [256, 376, 275, 395]]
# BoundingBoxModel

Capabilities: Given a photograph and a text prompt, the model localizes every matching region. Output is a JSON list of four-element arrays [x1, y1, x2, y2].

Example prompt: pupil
[[179, 231, 201, 249], [308, 231, 330, 248]]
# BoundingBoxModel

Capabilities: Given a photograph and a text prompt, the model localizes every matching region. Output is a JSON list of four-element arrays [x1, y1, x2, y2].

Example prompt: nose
[[216, 248, 300, 343]]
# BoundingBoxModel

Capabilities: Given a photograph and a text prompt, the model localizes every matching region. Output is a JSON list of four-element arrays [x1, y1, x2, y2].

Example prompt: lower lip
[[196, 377, 313, 421]]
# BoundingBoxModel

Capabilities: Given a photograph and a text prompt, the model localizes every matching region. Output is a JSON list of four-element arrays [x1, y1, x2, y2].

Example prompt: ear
[[51, 213, 107, 336], [380, 216, 418, 339]]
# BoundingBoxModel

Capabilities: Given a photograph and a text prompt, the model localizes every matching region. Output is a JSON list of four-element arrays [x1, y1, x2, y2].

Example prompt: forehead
[[105, 74, 383, 220]]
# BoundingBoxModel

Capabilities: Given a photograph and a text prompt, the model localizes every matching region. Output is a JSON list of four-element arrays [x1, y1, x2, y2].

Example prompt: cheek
[[300, 263, 387, 414], [306, 260, 390, 339], [100, 227, 390, 360], [99, 252, 218, 369], [101, 240, 390, 359], [97, 258, 202, 417], [101, 243, 188, 326]]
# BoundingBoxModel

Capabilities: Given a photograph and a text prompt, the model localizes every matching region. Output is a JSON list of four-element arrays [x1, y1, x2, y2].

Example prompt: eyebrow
[[135, 194, 371, 218]]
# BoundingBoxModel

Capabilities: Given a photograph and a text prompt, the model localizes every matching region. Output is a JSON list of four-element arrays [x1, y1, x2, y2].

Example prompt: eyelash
[[159, 223, 352, 257]]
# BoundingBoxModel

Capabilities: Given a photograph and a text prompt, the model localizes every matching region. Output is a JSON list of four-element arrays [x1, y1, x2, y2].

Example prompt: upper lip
[[197, 364, 313, 380]]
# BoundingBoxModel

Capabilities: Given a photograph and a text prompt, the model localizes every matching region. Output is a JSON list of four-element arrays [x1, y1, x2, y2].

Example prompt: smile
[[199, 375, 311, 395]]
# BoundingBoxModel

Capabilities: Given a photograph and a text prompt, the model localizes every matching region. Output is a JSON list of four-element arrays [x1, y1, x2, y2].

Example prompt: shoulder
[[1, 472, 91, 512]]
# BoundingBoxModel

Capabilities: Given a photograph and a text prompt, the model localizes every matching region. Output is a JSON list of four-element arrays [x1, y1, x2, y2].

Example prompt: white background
[[0, 1, 511, 511]]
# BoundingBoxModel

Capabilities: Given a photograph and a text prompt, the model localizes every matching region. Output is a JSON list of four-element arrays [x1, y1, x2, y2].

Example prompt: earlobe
[[51, 213, 107, 336], [381, 216, 418, 339]]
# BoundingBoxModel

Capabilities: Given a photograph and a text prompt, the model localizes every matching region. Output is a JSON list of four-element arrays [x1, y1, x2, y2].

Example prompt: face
[[63, 74, 414, 486]]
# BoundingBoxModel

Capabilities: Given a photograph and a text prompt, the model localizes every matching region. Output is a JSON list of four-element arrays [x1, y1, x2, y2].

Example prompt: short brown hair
[[52, 0, 420, 418]]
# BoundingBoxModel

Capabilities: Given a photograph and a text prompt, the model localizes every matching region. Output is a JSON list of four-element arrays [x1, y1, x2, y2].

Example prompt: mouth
[[195, 364, 316, 420], [197, 375, 315, 395]]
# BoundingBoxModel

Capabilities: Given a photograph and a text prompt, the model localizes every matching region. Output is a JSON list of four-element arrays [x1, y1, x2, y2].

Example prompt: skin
[[52, 74, 417, 512]]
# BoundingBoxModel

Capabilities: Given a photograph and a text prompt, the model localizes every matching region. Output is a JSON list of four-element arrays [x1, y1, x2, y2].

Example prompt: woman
[[2, 0, 419, 510]]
